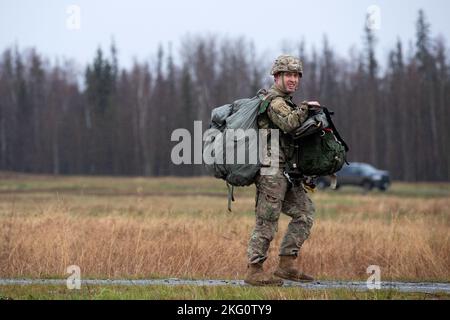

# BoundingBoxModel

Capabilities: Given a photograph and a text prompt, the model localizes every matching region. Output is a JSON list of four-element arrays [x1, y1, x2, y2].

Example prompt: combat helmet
[[271, 54, 303, 77]]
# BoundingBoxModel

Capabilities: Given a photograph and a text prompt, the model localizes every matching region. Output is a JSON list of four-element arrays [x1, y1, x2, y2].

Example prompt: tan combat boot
[[244, 263, 283, 286], [274, 255, 314, 282]]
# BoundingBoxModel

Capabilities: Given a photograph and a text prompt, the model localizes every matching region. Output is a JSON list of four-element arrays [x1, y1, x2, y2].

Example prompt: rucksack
[[204, 90, 269, 210]]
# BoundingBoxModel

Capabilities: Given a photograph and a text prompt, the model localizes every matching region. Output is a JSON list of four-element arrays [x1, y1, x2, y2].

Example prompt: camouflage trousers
[[247, 168, 315, 265]]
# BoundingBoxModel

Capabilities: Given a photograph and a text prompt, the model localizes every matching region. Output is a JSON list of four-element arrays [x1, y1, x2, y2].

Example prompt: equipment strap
[[322, 107, 350, 152], [226, 182, 235, 212]]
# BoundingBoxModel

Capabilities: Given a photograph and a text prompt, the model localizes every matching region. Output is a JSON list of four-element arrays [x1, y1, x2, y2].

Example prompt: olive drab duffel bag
[[289, 106, 349, 180]]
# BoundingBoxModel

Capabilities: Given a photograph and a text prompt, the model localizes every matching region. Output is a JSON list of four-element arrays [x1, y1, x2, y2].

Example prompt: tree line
[[0, 10, 449, 181]]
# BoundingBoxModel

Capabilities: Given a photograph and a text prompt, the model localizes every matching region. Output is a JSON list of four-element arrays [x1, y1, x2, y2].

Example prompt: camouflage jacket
[[258, 85, 308, 166]]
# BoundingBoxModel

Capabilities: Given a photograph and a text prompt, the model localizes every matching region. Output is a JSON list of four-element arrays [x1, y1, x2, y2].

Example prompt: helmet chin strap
[[280, 73, 287, 93], [281, 72, 287, 93]]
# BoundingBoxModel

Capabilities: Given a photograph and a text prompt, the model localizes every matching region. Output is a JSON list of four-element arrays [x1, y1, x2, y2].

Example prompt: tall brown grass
[[0, 187, 449, 282]]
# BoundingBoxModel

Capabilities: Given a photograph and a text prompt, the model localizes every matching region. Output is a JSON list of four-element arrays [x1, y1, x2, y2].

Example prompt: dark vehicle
[[316, 162, 391, 191]]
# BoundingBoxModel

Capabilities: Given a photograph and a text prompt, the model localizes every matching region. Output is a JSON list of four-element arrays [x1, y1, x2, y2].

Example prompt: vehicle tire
[[362, 180, 373, 192], [316, 179, 327, 190], [378, 182, 389, 191]]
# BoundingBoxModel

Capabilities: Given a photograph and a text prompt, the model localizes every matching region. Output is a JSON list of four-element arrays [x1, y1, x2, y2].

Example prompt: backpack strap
[[259, 99, 271, 114], [226, 182, 235, 212], [322, 107, 349, 152], [258, 91, 276, 114], [257, 88, 286, 115], [258, 91, 295, 115], [322, 107, 350, 165]]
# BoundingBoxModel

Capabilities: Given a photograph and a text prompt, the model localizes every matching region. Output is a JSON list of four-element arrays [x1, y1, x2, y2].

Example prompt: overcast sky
[[1, 0, 449, 70]]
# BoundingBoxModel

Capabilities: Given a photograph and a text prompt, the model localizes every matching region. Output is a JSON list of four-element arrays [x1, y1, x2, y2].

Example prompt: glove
[[295, 103, 309, 124]]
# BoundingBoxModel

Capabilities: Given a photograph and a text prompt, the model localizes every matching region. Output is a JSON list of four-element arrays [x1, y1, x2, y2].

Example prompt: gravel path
[[1, 278, 449, 294]]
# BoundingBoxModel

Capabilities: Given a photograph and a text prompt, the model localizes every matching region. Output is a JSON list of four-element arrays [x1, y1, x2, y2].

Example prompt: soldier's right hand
[[296, 104, 309, 124]]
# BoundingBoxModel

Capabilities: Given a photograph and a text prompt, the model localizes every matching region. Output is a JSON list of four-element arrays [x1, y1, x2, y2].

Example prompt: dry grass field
[[0, 172, 449, 285]]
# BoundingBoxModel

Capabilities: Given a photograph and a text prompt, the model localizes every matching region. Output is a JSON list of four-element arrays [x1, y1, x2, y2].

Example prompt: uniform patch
[[270, 97, 292, 116]]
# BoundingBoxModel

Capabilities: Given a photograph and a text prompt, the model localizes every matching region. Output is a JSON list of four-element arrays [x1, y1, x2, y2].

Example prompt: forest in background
[[0, 10, 449, 181]]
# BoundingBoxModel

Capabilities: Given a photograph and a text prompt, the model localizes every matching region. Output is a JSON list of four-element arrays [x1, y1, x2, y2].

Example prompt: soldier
[[245, 55, 318, 286]]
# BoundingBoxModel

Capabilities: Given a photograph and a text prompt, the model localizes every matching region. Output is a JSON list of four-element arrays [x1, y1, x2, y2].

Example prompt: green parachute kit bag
[[290, 106, 349, 177]]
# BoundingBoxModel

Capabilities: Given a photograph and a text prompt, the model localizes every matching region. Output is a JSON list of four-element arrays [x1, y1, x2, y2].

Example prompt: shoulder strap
[[259, 91, 298, 115], [258, 91, 282, 115], [259, 99, 271, 114]]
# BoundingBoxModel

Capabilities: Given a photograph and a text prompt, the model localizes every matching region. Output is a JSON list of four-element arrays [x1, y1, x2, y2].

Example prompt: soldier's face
[[275, 72, 300, 93]]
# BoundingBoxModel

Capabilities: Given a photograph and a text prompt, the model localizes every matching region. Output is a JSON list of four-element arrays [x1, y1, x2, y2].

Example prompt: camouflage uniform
[[247, 77, 315, 265]]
